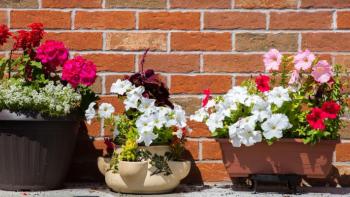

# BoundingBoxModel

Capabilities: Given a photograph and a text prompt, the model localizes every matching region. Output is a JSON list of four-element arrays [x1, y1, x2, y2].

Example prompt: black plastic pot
[[0, 110, 80, 191]]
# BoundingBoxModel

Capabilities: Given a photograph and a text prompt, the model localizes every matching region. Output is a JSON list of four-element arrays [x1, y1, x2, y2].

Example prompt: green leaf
[[30, 61, 43, 69]]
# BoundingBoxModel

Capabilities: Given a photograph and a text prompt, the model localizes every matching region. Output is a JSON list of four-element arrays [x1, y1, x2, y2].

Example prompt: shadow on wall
[[66, 121, 104, 182]]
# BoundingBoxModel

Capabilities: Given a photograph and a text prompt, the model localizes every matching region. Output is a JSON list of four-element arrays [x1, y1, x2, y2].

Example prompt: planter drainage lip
[[216, 138, 340, 145], [0, 109, 80, 121]]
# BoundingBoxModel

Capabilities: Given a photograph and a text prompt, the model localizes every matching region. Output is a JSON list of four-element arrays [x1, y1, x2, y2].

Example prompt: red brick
[[106, 0, 166, 8], [204, 54, 264, 73], [171, 75, 232, 94], [205, 12, 266, 30], [86, 119, 101, 137], [93, 139, 109, 155], [43, 0, 102, 8], [184, 140, 199, 160], [202, 141, 223, 160], [170, 97, 201, 114], [139, 12, 200, 30], [0, 11, 7, 24], [301, 0, 350, 8], [44, 32, 102, 50], [235, 0, 297, 8], [171, 32, 231, 51], [236, 33, 298, 52], [270, 12, 332, 30], [170, 0, 230, 8], [79, 54, 134, 72], [336, 143, 350, 162], [187, 121, 212, 138], [106, 33, 167, 51], [195, 163, 230, 182], [11, 10, 71, 29], [335, 55, 350, 69], [75, 11, 134, 30], [141, 54, 199, 73], [91, 76, 102, 94], [337, 11, 350, 29], [302, 33, 350, 52]]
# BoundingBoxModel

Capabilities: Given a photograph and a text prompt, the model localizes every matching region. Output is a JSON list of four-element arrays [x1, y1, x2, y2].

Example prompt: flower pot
[[217, 138, 337, 178], [97, 157, 111, 175], [0, 110, 80, 191], [100, 145, 191, 194]]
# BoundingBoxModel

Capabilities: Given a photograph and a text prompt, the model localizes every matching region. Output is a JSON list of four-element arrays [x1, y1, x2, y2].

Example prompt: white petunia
[[190, 108, 209, 122], [206, 113, 224, 133], [261, 114, 292, 140], [139, 97, 156, 113], [124, 94, 141, 110], [251, 98, 271, 122], [175, 129, 183, 139], [110, 79, 134, 95], [85, 102, 96, 124], [265, 87, 291, 107], [98, 103, 115, 119], [173, 104, 187, 128], [137, 130, 158, 147], [228, 124, 243, 147], [135, 115, 155, 133], [228, 116, 262, 147]]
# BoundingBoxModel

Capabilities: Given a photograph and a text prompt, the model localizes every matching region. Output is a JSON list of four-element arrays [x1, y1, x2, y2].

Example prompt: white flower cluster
[[86, 79, 189, 146], [190, 86, 292, 147], [0, 80, 81, 117]]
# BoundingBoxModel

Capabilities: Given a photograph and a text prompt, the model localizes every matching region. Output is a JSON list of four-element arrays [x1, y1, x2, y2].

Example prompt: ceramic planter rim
[[215, 138, 340, 145]]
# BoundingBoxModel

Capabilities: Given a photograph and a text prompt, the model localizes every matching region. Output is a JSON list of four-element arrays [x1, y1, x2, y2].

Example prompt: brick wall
[[2, 0, 350, 185]]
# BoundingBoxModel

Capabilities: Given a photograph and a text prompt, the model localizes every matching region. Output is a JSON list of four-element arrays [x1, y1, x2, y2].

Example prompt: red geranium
[[255, 75, 270, 92], [321, 100, 341, 119], [28, 23, 44, 48], [306, 107, 327, 130], [0, 24, 11, 46], [202, 88, 211, 107], [13, 22, 44, 51]]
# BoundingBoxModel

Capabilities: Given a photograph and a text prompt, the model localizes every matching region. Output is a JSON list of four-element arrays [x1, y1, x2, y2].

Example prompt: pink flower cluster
[[263, 48, 333, 84], [36, 40, 69, 73], [62, 56, 97, 88]]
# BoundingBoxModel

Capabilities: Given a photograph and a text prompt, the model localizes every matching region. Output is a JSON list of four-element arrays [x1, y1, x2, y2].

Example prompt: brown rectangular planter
[[217, 138, 338, 178]]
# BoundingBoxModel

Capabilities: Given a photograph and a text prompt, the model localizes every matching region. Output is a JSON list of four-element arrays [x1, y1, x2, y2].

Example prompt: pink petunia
[[311, 60, 333, 83], [294, 49, 315, 71], [288, 70, 300, 84], [263, 48, 282, 72]]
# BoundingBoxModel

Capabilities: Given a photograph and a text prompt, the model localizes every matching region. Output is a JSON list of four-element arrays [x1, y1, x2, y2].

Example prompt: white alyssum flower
[[98, 103, 115, 119], [266, 86, 291, 107], [85, 102, 96, 124], [261, 114, 292, 140], [110, 79, 134, 95]]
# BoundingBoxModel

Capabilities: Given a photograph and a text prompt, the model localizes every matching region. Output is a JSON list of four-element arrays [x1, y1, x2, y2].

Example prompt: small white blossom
[[98, 103, 115, 119], [206, 113, 224, 133], [137, 130, 158, 147], [261, 114, 292, 140], [176, 129, 183, 139], [266, 87, 291, 107], [85, 102, 96, 124], [138, 97, 156, 113], [190, 108, 209, 122], [110, 79, 134, 95]]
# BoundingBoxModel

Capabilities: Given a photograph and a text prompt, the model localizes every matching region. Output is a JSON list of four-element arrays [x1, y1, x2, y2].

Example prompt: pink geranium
[[36, 40, 69, 73], [293, 49, 315, 71], [62, 56, 97, 88], [311, 60, 333, 83], [263, 48, 282, 72], [288, 70, 300, 84]]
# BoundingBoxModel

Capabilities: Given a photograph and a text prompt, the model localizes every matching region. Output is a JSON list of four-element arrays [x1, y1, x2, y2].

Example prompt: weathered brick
[[336, 143, 350, 162], [184, 140, 199, 160], [204, 54, 264, 73], [171, 75, 232, 94], [202, 140, 223, 160], [79, 54, 134, 72], [106, 0, 166, 8], [171, 32, 231, 51], [236, 33, 298, 52], [170, 0, 230, 9], [184, 162, 230, 183], [0, 0, 38, 8], [170, 97, 201, 114], [335, 55, 350, 70], [106, 33, 167, 51], [339, 119, 350, 139], [204, 12, 265, 30], [141, 54, 200, 73], [187, 121, 212, 138], [302, 33, 350, 52], [90, 76, 102, 94], [11, 11, 71, 29], [44, 32, 102, 50], [235, 0, 297, 8], [301, 0, 350, 8], [42, 0, 102, 8], [337, 11, 350, 29], [139, 12, 200, 30], [75, 11, 134, 30], [0, 11, 7, 25], [270, 12, 332, 30], [86, 119, 101, 137]]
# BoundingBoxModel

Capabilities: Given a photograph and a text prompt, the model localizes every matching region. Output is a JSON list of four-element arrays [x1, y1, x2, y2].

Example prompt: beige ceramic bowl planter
[[97, 145, 191, 194], [217, 138, 338, 178]]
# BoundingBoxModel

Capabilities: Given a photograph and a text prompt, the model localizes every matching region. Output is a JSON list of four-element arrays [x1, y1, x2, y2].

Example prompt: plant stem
[[7, 50, 13, 78]]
